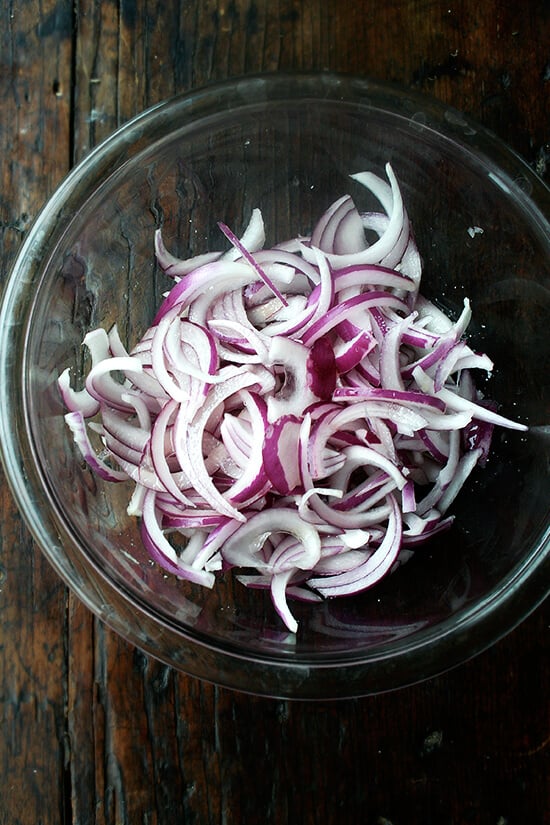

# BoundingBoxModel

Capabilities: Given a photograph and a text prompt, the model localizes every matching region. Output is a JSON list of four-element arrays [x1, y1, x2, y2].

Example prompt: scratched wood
[[0, 1, 548, 824], [0, 2, 72, 824]]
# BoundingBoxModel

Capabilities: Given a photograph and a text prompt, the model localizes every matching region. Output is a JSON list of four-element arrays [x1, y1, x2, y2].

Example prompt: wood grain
[[0, 1, 548, 824], [0, 2, 72, 823]]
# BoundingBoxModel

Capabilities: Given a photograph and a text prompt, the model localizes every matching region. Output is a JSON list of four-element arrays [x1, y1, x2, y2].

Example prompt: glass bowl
[[0, 73, 548, 699]]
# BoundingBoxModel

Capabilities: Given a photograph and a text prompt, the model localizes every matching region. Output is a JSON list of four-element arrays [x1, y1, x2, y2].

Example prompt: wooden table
[[1, 2, 548, 822]]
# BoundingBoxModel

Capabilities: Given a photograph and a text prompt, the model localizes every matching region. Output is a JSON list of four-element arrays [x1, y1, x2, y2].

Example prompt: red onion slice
[[307, 494, 403, 597], [64, 411, 128, 482]]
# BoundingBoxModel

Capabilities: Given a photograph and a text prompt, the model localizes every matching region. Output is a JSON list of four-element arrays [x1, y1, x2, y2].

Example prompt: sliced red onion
[[334, 330, 376, 374], [314, 195, 367, 256], [140, 489, 216, 587], [301, 289, 408, 346], [307, 336, 337, 400], [225, 392, 271, 505], [218, 220, 288, 307], [307, 494, 403, 597], [334, 263, 416, 295], [58, 369, 100, 417], [310, 195, 348, 249], [64, 411, 128, 481], [306, 164, 405, 268], [59, 165, 528, 633], [155, 229, 222, 278], [222, 508, 322, 571], [251, 248, 321, 286], [153, 260, 255, 324], [174, 370, 273, 522], [148, 399, 195, 505], [412, 366, 528, 431], [85, 356, 144, 412], [220, 208, 266, 260], [262, 414, 303, 495]]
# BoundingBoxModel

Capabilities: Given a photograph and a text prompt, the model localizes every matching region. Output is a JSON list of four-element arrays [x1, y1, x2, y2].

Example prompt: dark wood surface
[[1, 2, 548, 823]]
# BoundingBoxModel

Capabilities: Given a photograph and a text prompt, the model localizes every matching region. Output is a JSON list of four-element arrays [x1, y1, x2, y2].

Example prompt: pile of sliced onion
[[59, 164, 527, 633]]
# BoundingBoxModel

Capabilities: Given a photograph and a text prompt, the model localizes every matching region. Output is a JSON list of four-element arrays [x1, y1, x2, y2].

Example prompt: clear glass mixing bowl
[[0, 73, 548, 698]]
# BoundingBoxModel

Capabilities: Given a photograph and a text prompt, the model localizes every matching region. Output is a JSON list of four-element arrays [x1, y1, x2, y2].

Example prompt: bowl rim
[[1, 71, 549, 698]]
